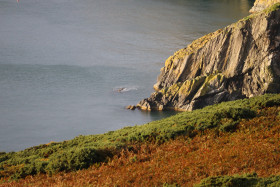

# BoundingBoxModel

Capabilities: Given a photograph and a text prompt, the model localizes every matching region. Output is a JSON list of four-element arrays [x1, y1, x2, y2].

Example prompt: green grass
[[264, 2, 280, 14], [1, 94, 280, 180], [242, 2, 280, 21], [196, 173, 280, 187]]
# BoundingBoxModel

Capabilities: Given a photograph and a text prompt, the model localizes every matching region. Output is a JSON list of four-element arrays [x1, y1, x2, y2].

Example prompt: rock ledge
[[137, 4, 280, 111]]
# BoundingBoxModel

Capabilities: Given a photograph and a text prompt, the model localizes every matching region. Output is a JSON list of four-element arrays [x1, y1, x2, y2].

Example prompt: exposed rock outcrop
[[136, 4, 280, 111], [250, 0, 280, 13], [126, 105, 136, 110]]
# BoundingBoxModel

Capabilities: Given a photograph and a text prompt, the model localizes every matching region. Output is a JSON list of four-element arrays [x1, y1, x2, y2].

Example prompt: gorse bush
[[46, 148, 98, 174], [195, 173, 280, 187], [1, 94, 280, 180], [2, 105, 280, 186]]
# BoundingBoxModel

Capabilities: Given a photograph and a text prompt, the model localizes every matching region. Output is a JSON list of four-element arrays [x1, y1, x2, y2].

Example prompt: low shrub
[[2, 106, 280, 186], [195, 173, 280, 187], [46, 147, 99, 174], [1, 94, 280, 180]]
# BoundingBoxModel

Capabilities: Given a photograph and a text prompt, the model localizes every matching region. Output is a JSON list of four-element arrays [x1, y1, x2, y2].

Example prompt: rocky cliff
[[250, 0, 280, 13], [136, 3, 280, 111]]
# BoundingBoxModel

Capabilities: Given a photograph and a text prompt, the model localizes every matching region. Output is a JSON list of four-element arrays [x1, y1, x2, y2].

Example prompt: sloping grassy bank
[[196, 174, 280, 187], [2, 102, 280, 186], [1, 94, 280, 181]]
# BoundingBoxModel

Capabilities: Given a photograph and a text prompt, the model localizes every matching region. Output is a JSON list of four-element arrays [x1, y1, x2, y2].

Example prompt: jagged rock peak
[[136, 4, 280, 111], [250, 0, 280, 13]]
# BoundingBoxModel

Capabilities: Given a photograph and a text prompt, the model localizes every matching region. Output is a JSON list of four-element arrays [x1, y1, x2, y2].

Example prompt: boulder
[[126, 105, 136, 110]]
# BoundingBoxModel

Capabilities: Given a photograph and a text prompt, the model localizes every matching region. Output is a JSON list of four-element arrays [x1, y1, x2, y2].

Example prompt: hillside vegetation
[[1, 94, 280, 186]]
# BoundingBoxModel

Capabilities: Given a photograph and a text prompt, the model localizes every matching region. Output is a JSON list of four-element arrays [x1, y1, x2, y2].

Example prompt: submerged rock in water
[[137, 4, 280, 111], [126, 105, 136, 110], [115, 86, 138, 93], [116, 87, 125, 92]]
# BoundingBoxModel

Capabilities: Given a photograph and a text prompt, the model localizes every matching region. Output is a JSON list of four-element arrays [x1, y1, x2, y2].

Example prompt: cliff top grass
[[250, 0, 280, 13], [242, 2, 280, 21], [261, 2, 280, 13], [1, 94, 280, 181]]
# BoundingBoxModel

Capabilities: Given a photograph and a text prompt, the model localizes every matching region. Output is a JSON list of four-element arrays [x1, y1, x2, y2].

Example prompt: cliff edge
[[250, 0, 280, 13], [136, 4, 280, 111]]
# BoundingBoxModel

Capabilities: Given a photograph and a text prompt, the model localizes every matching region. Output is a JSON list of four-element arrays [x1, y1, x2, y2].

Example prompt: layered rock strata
[[136, 4, 280, 111]]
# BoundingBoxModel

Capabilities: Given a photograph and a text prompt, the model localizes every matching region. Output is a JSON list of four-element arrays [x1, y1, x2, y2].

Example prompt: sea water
[[0, 0, 254, 151]]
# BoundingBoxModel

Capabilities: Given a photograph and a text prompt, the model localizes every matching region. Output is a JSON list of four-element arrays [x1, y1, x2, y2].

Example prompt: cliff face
[[250, 0, 280, 13], [136, 4, 280, 111]]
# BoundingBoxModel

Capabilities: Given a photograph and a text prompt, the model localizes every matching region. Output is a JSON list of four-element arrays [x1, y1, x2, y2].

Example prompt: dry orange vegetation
[[1, 106, 280, 187]]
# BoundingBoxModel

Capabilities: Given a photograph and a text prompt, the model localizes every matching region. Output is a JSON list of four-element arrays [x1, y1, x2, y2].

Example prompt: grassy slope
[[1, 101, 280, 186], [1, 94, 280, 186]]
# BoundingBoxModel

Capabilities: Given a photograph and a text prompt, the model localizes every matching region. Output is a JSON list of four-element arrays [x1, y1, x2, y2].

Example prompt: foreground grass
[[196, 174, 280, 187], [1, 94, 280, 182], [1, 105, 280, 186]]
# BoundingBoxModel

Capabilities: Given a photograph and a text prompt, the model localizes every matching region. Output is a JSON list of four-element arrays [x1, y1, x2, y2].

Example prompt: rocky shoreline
[[129, 3, 280, 111]]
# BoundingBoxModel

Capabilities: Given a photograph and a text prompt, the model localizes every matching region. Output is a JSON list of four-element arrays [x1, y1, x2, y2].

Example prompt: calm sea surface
[[0, 0, 254, 152]]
